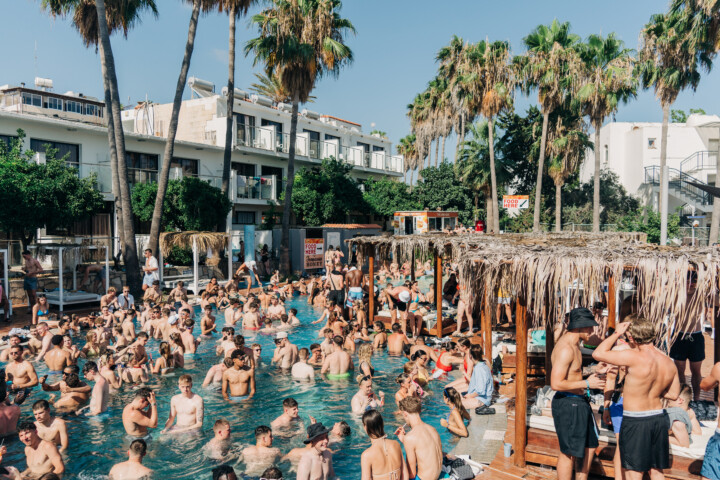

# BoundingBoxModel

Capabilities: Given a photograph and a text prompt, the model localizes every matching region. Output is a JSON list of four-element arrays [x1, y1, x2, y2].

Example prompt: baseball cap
[[399, 291, 411, 303], [275, 331, 288, 340]]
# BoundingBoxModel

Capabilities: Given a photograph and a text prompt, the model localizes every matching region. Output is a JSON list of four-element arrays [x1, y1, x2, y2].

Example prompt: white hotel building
[[0, 77, 404, 240], [579, 113, 720, 227]]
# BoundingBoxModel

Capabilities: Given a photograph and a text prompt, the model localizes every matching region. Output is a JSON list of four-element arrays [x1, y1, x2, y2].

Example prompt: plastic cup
[[504, 442, 512, 457]]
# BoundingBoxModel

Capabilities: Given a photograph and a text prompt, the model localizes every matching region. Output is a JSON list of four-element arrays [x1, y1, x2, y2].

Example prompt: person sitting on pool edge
[[271, 397, 300, 428], [297, 422, 335, 480], [222, 350, 255, 402], [108, 438, 152, 480], [321, 335, 353, 379]]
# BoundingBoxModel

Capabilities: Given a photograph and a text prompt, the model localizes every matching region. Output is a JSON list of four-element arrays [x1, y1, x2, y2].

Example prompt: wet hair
[[332, 335, 344, 346], [159, 342, 171, 361], [283, 398, 298, 409], [336, 420, 351, 437], [50, 335, 63, 346], [183, 318, 194, 328], [362, 409, 385, 439], [457, 338, 471, 349], [374, 322, 385, 332], [280, 314, 289, 324], [65, 373, 81, 388], [214, 418, 230, 433], [626, 315, 657, 345], [289, 308, 297, 315], [137, 332, 149, 340], [399, 396, 422, 414], [260, 467, 283, 479], [17, 420, 36, 433], [469, 344, 484, 363], [396, 372, 411, 385], [411, 350, 427, 362], [230, 349, 247, 361], [178, 374, 193, 385], [234, 335, 245, 347], [309, 343, 321, 353], [38, 473, 61, 480], [135, 388, 153, 401], [212, 465, 236, 480], [298, 348, 309, 360], [130, 439, 147, 457], [391, 323, 401, 332], [65, 364, 80, 374], [254, 425, 272, 439], [444, 387, 471, 420], [223, 357, 234, 368], [82, 361, 98, 374], [32, 399, 50, 412]]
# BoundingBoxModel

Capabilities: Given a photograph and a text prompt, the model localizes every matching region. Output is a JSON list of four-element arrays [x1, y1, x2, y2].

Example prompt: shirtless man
[[222, 350, 256, 402], [551, 308, 606, 480], [291, 348, 315, 381], [141, 249, 159, 292], [351, 376, 385, 415], [163, 375, 204, 433], [226, 300, 243, 327], [593, 316, 680, 480], [6, 345, 38, 391], [143, 281, 162, 304], [49, 372, 90, 411], [387, 323, 410, 355], [384, 285, 412, 332], [297, 423, 335, 480], [258, 290, 272, 313], [181, 319, 200, 354], [396, 396, 442, 480], [44, 335, 72, 373], [319, 329, 334, 358], [243, 303, 261, 331], [34, 323, 53, 363], [241, 425, 281, 475], [108, 439, 152, 480], [101, 287, 119, 316], [321, 336, 353, 379], [18, 421, 64, 477], [271, 398, 300, 429], [83, 361, 109, 416], [205, 419, 232, 459], [122, 388, 158, 439], [345, 267, 364, 322], [121, 312, 137, 343], [21, 250, 43, 311], [669, 275, 705, 401], [267, 297, 286, 320], [168, 281, 187, 310], [308, 344, 324, 367], [0, 378, 20, 437], [0, 336, 28, 362], [235, 260, 260, 296], [203, 357, 234, 387], [32, 400, 68, 452], [325, 267, 346, 315], [200, 306, 217, 337], [272, 332, 298, 369]]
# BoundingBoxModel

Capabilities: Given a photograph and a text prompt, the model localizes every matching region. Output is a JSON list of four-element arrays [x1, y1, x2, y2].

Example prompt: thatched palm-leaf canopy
[[159, 231, 227, 257], [348, 232, 717, 341]]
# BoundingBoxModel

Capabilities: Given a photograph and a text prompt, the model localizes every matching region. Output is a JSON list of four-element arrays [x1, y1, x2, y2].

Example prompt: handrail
[[680, 150, 717, 173], [644, 166, 711, 205]]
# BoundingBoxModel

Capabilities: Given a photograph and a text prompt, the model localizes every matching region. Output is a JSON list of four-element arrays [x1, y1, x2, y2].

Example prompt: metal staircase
[[680, 150, 717, 174], [644, 166, 713, 212]]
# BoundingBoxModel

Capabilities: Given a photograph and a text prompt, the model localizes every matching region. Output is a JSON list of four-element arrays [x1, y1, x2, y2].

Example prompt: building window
[[235, 114, 256, 146], [46, 97, 62, 111], [324, 134, 340, 142], [261, 119, 283, 145], [30, 138, 80, 166], [65, 100, 83, 114], [0, 134, 17, 149], [22, 93, 42, 107], [648, 138, 657, 149], [304, 129, 320, 158], [233, 211, 256, 225], [372, 145, 385, 152], [85, 104, 103, 118], [170, 157, 199, 176], [126, 151, 159, 170], [262, 165, 283, 199], [232, 162, 255, 177], [604, 145, 609, 164]]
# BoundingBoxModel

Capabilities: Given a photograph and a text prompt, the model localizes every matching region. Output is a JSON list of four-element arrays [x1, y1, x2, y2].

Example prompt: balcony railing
[[235, 124, 404, 174], [236, 175, 277, 201], [680, 150, 718, 174]]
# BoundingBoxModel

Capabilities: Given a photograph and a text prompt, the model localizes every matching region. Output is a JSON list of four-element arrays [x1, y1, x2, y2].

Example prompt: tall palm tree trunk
[[485, 193, 493, 233], [555, 182, 563, 232], [435, 137, 440, 167], [280, 93, 300, 275], [711, 126, 720, 244], [488, 119, 499, 233], [592, 119, 602, 233], [103, 77, 124, 251], [148, 0, 201, 256], [440, 135, 446, 165], [221, 6, 237, 199], [659, 102, 670, 244], [95, 0, 141, 294], [454, 114, 464, 162], [533, 111, 550, 232]]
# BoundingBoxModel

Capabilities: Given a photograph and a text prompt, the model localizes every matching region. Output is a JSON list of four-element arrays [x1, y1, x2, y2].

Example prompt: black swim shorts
[[551, 393, 599, 459], [669, 331, 705, 362], [390, 296, 407, 312], [619, 410, 670, 472], [328, 289, 345, 307]]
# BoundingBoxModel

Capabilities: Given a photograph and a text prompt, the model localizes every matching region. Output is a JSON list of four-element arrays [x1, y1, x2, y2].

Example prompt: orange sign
[[503, 195, 529, 209]]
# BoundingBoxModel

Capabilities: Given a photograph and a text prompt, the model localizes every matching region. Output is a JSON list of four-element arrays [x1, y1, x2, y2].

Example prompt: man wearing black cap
[[297, 422, 334, 480], [550, 307, 606, 480]]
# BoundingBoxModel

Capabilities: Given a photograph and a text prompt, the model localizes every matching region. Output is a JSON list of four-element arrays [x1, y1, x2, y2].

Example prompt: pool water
[[2, 295, 456, 479]]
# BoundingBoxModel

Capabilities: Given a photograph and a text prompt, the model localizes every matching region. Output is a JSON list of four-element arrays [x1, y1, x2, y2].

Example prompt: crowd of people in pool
[[0, 247, 496, 479]]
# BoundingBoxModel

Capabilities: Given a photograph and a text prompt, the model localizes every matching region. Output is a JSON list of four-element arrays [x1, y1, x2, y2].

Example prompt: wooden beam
[[411, 250, 416, 282], [515, 294, 528, 468], [435, 253, 442, 338], [483, 292, 492, 363], [369, 254, 375, 322], [607, 274, 617, 331], [544, 291, 554, 386]]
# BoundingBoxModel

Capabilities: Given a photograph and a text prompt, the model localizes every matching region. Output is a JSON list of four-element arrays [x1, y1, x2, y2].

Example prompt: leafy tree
[[0, 131, 104, 247], [363, 178, 419, 220], [562, 169, 640, 225], [618, 208, 680, 244], [671, 109, 688, 123], [414, 163, 473, 225], [132, 176, 231, 231], [291, 158, 365, 226]]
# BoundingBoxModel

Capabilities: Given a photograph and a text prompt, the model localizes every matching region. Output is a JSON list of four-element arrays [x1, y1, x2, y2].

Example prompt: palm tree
[[42, 0, 157, 294], [148, 0, 212, 257], [520, 20, 582, 232], [576, 33, 637, 233], [246, 0, 354, 274], [547, 115, 590, 232], [397, 134, 418, 184], [639, 12, 704, 243], [407, 91, 432, 178], [219, 0, 256, 202], [474, 40, 515, 233], [436, 36, 467, 161]]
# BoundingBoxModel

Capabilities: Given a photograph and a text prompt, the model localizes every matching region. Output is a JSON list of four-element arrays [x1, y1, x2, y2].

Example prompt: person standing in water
[[396, 396, 442, 480], [297, 422, 335, 480], [82, 361, 109, 416], [163, 375, 204, 433], [360, 409, 404, 479], [108, 439, 152, 480]]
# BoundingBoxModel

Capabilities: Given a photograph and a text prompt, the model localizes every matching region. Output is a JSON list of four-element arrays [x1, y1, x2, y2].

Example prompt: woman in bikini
[[444, 337, 473, 393], [169, 333, 185, 369], [205, 277, 220, 306], [432, 342, 464, 379], [151, 341, 176, 375], [441, 387, 470, 437], [410, 350, 431, 387], [80, 331, 103, 358], [407, 282, 426, 339], [32, 295, 51, 325], [395, 372, 420, 406], [360, 410, 404, 480], [357, 343, 375, 381]]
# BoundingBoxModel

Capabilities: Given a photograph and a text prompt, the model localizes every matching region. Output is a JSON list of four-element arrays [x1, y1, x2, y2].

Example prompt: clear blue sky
[[3, 0, 719, 155]]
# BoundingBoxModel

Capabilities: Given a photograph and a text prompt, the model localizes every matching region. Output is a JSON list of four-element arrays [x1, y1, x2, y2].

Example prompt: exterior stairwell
[[643, 166, 714, 213]]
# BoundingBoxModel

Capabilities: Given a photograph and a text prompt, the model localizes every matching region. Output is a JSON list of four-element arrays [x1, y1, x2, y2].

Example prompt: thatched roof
[[159, 232, 227, 256], [348, 232, 717, 340]]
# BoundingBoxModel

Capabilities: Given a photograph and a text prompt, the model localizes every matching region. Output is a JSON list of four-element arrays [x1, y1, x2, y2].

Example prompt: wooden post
[[515, 294, 528, 468], [410, 250, 416, 282], [607, 274, 617, 331], [435, 253, 442, 338], [544, 294, 554, 386], [369, 254, 375, 324], [483, 292, 492, 361]]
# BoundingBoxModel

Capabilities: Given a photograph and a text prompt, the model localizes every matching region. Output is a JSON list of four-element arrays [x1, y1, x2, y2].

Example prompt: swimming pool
[[2, 295, 457, 479]]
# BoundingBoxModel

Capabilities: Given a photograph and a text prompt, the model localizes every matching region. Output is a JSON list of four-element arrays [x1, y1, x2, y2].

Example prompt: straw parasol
[[159, 232, 228, 266]]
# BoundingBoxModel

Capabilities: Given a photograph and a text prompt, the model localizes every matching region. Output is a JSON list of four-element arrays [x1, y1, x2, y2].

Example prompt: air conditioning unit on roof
[[251, 94, 273, 107]]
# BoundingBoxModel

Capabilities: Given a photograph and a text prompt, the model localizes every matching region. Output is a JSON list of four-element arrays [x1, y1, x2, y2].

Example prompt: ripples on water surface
[[2, 294, 456, 479]]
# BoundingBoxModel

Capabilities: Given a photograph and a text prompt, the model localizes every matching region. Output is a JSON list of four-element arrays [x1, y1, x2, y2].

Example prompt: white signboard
[[503, 195, 529, 209]]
